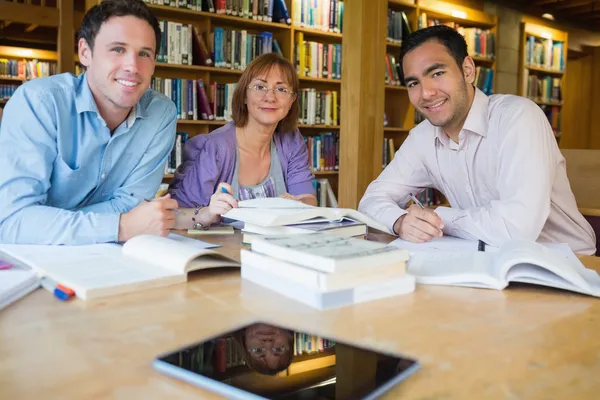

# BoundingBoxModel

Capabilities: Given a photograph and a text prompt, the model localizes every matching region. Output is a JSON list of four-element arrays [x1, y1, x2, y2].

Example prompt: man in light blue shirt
[[0, 0, 179, 245]]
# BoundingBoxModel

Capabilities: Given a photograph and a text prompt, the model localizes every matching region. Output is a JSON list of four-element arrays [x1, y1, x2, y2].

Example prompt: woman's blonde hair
[[231, 52, 300, 133]]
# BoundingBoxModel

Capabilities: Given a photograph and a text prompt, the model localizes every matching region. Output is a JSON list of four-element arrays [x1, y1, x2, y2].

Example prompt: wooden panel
[[0, 1, 59, 27], [589, 47, 600, 149], [339, 0, 387, 209], [418, 0, 496, 27], [0, 45, 57, 60], [561, 54, 593, 149], [57, 0, 74, 74], [561, 149, 600, 209]]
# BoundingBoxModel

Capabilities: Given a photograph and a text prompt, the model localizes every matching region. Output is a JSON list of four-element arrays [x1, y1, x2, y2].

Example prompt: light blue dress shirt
[[0, 73, 177, 245]]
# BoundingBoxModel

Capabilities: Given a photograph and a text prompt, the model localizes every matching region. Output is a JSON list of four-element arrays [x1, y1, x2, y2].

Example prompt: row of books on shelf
[[474, 66, 494, 96], [387, 9, 412, 44], [144, 0, 344, 32], [304, 132, 339, 172], [415, 188, 444, 207], [295, 33, 342, 79], [298, 88, 339, 126], [143, 0, 292, 25], [151, 76, 340, 125], [525, 36, 564, 71], [164, 131, 339, 175], [160, 336, 246, 376], [213, 28, 276, 69], [385, 53, 402, 86], [312, 178, 338, 207], [522, 73, 562, 104], [0, 59, 57, 81], [292, 0, 344, 33], [383, 137, 396, 168], [540, 105, 561, 135], [417, 16, 496, 60], [151, 77, 225, 121], [165, 132, 189, 174], [0, 84, 18, 100], [293, 332, 336, 355]]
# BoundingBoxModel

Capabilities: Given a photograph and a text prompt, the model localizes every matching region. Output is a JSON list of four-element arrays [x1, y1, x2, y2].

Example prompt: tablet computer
[[152, 321, 420, 399]]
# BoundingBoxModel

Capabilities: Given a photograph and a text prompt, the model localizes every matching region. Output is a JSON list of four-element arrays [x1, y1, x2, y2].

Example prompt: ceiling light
[[542, 13, 555, 20]]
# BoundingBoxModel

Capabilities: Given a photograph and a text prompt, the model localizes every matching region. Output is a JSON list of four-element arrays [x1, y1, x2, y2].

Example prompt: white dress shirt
[[359, 88, 596, 255]]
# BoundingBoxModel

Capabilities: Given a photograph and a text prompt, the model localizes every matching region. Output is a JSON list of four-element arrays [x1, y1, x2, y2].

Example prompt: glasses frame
[[247, 84, 296, 98]]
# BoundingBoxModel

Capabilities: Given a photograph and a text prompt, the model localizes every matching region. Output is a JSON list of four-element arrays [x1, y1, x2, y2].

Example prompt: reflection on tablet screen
[[154, 322, 419, 400]]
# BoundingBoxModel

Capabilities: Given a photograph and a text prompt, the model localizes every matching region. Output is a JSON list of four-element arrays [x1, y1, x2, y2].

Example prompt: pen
[[409, 193, 425, 210], [133, 194, 181, 215], [40, 276, 74, 301], [478, 240, 486, 252]]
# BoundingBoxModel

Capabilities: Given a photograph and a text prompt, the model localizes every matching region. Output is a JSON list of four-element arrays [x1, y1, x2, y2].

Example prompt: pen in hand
[[409, 193, 425, 210], [133, 193, 181, 214]]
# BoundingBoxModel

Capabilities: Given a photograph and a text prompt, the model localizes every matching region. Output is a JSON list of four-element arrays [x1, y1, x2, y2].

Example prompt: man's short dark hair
[[77, 0, 161, 55], [399, 25, 469, 84]]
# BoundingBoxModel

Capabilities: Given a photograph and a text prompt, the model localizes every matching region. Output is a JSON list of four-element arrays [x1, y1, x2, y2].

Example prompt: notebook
[[223, 197, 389, 232], [407, 240, 600, 296], [0, 268, 40, 311], [0, 234, 239, 301]]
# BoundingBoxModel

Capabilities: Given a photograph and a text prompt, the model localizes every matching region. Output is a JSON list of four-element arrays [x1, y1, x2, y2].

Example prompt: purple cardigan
[[169, 122, 315, 207]]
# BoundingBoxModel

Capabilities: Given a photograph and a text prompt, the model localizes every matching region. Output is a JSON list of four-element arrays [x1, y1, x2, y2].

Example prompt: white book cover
[[241, 249, 405, 292], [242, 263, 415, 310], [250, 232, 409, 273]]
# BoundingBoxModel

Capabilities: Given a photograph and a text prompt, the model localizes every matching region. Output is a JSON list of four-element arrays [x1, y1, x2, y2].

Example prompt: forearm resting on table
[[173, 207, 218, 230]]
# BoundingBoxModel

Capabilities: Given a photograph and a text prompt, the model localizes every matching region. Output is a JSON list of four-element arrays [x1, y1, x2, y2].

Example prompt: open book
[[223, 198, 388, 232], [407, 240, 600, 297], [0, 234, 239, 301]]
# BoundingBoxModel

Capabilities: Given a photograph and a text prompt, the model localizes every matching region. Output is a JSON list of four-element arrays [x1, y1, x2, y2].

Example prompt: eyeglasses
[[247, 84, 295, 99], [249, 346, 290, 356]]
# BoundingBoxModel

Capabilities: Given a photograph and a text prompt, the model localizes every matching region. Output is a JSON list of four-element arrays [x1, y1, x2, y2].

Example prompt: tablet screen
[[153, 322, 419, 400]]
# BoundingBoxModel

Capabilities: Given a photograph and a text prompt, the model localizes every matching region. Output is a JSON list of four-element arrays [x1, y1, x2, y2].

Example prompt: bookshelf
[[141, 1, 343, 199], [518, 22, 567, 143], [0, 45, 59, 107]]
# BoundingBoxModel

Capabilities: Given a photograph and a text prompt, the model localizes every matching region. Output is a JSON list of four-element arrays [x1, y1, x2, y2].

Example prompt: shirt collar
[[434, 87, 489, 144], [75, 72, 148, 128]]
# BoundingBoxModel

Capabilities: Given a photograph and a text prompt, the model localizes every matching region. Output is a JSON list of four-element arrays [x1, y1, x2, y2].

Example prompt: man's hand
[[394, 205, 444, 243], [118, 193, 179, 242]]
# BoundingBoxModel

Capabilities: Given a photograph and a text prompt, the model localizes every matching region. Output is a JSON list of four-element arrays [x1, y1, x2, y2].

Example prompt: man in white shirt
[[358, 25, 596, 255]]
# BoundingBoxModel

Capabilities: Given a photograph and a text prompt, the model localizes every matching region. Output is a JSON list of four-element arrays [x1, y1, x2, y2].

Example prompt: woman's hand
[[206, 183, 238, 223], [279, 193, 318, 206]]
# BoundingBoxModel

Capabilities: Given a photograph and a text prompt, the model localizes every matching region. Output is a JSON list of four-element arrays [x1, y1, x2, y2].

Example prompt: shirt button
[[101, 173, 106, 179]]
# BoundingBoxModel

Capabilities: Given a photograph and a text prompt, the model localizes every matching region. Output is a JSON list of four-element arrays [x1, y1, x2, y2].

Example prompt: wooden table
[[2, 232, 600, 399]]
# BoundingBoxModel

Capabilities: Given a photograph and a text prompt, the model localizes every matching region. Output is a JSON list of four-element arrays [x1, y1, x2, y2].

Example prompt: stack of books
[[222, 197, 389, 244], [241, 218, 367, 244], [240, 232, 414, 309]]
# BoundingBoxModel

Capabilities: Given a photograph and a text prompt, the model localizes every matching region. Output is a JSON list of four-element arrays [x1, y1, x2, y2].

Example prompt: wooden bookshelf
[[0, 46, 59, 107], [518, 22, 568, 144]]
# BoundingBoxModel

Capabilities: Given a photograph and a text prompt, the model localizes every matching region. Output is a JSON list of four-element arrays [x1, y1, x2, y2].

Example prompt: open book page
[[494, 241, 600, 296], [407, 251, 506, 290], [391, 236, 500, 253], [238, 198, 314, 209], [0, 244, 182, 299], [224, 202, 389, 232], [122, 235, 237, 274]]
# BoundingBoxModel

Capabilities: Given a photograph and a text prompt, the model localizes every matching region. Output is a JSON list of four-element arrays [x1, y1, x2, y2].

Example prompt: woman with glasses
[[169, 53, 316, 230], [232, 323, 295, 375]]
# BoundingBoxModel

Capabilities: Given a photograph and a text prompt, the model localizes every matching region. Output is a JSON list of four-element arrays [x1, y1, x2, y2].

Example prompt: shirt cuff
[[91, 212, 121, 243], [382, 207, 408, 235], [434, 206, 465, 237]]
